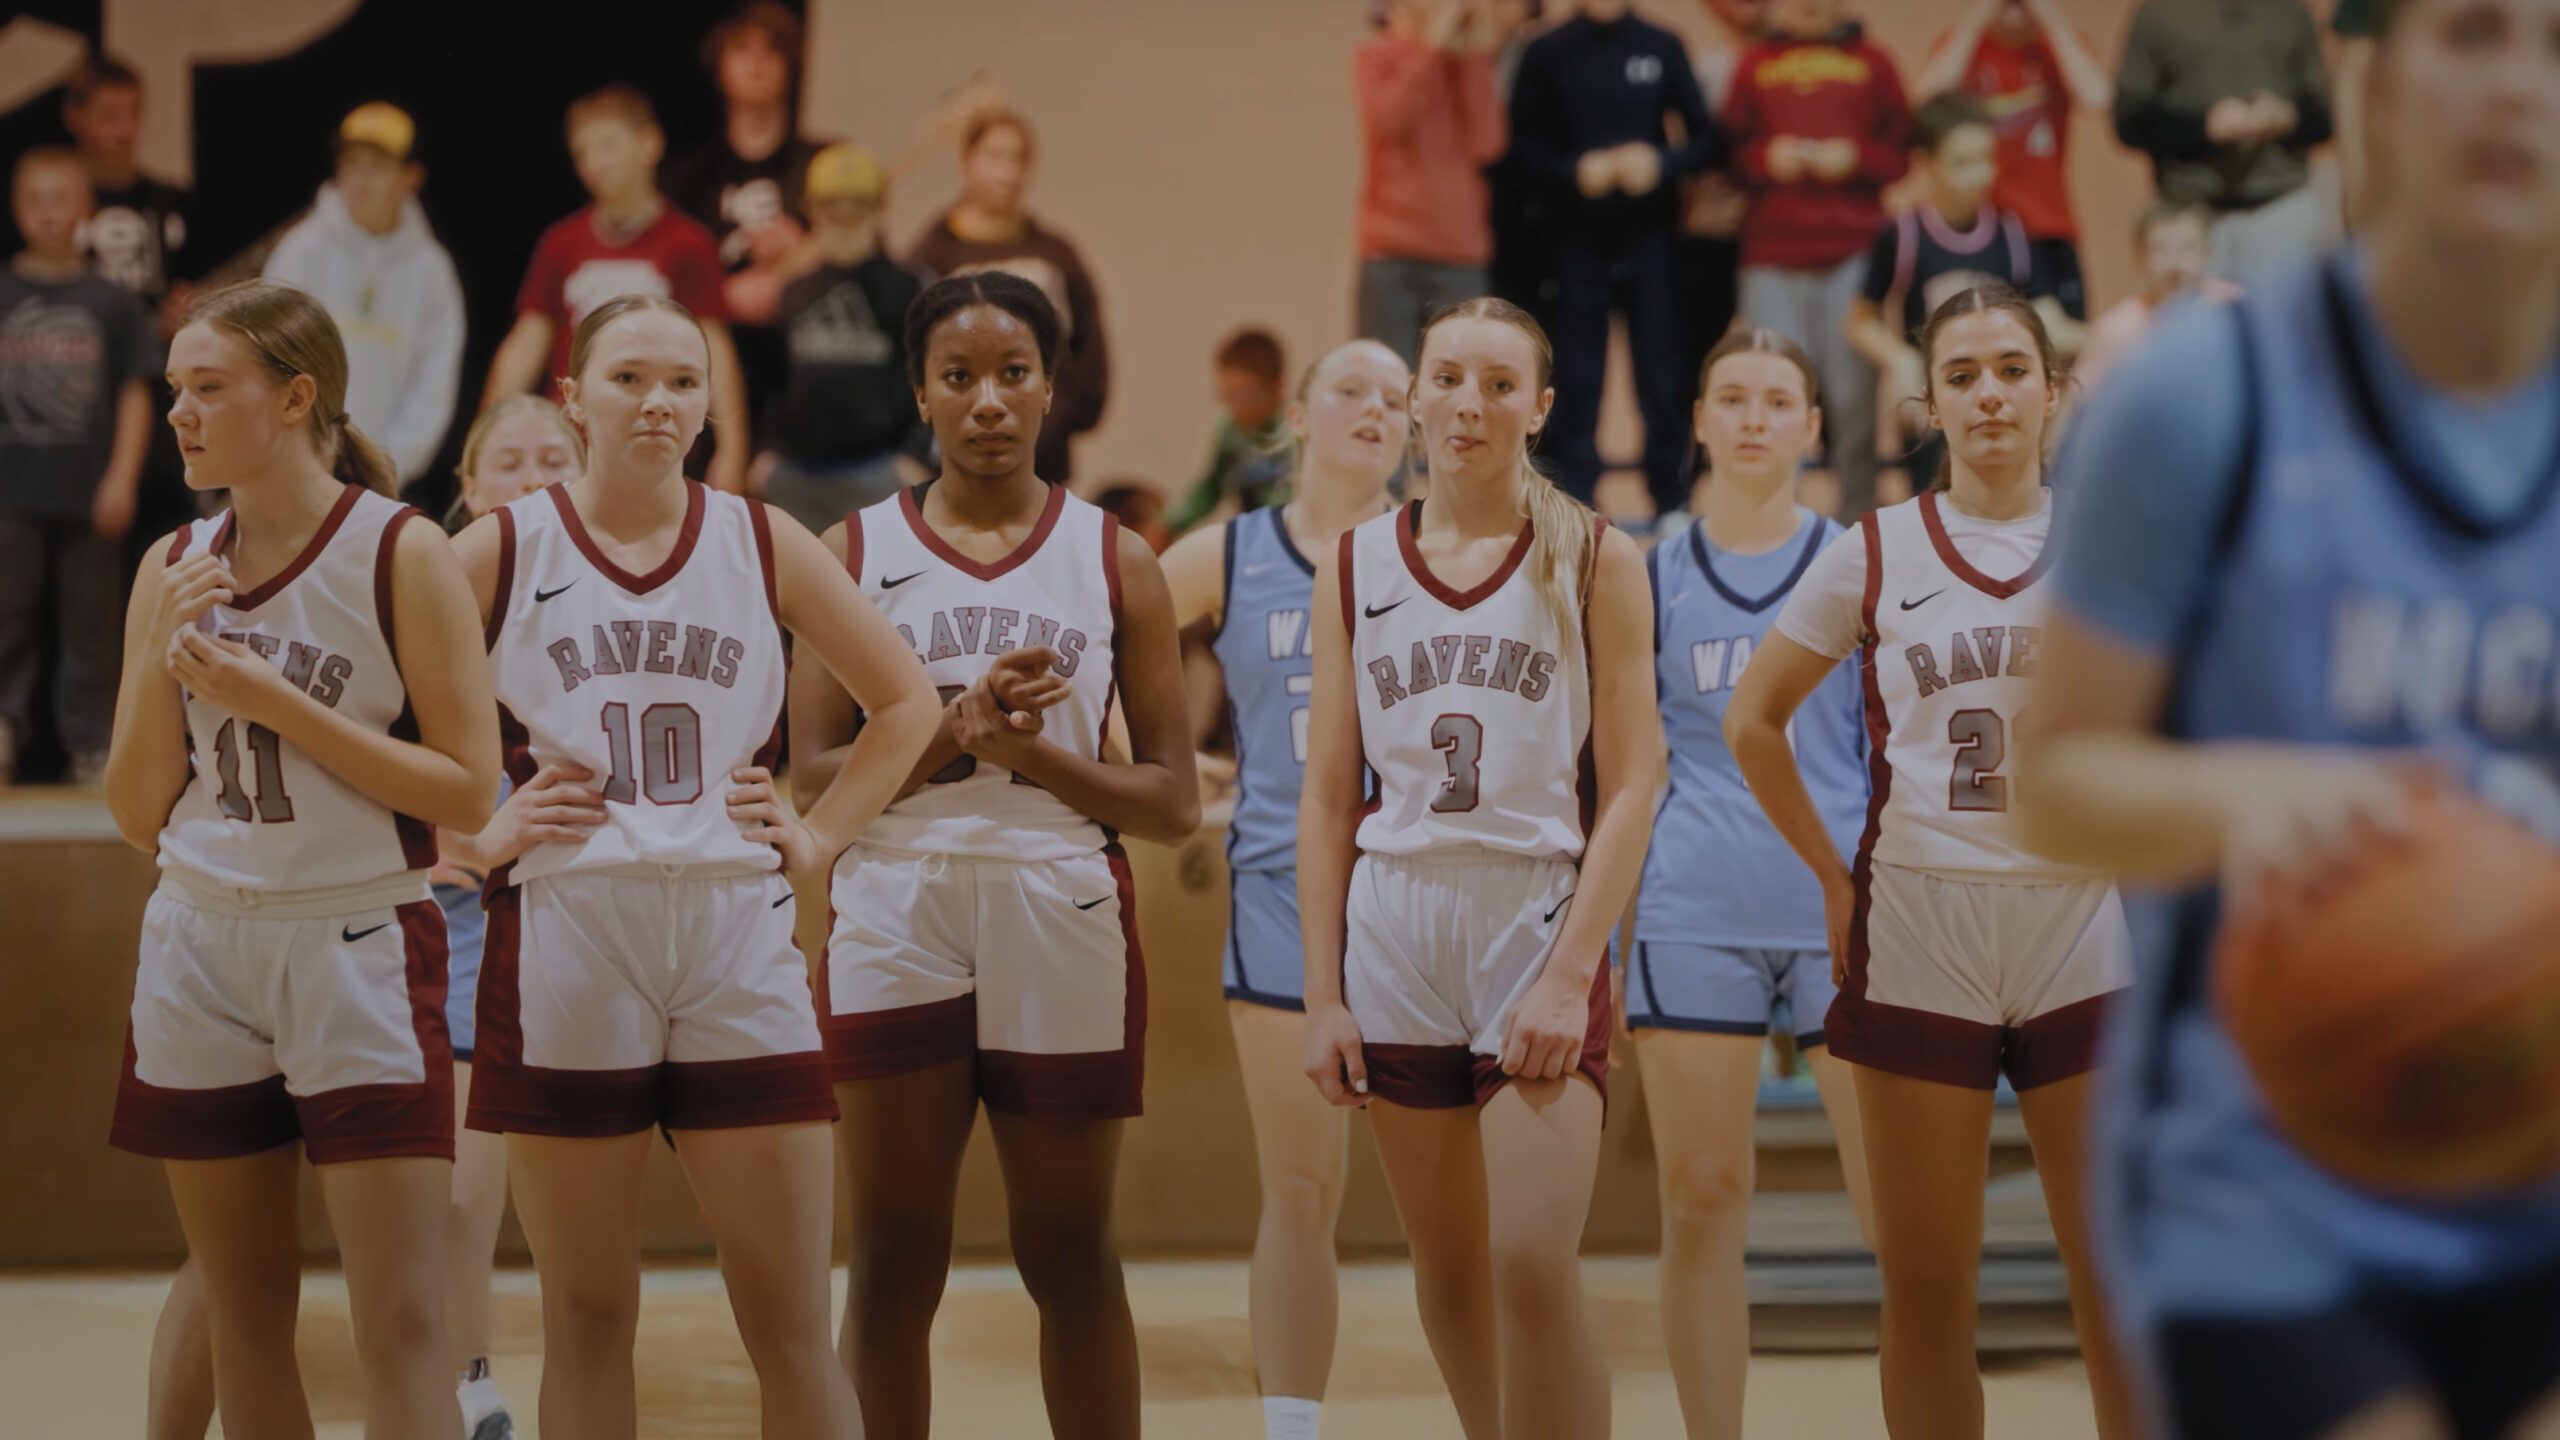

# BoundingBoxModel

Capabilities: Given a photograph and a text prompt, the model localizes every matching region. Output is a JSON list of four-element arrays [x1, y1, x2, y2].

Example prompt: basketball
[[2215, 789, 2560, 1197]]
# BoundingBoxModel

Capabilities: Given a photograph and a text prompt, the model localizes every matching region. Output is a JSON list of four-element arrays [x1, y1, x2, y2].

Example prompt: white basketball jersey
[[158, 486, 438, 890], [847, 483, 1120, 861], [1858, 491, 2071, 879], [1345, 503, 1593, 862], [486, 483, 788, 882]]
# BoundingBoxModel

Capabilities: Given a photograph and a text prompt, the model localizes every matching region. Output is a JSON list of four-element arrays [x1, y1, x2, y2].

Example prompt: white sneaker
[[457, 1372, 513, 1440]]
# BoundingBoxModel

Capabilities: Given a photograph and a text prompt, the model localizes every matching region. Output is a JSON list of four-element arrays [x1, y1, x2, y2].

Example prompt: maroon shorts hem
[[979, 1049, 1143, 1122], [665, 1052, 839, 1129], [296, 1081, 455, 1164], [1362, 1043, 1476, 1108], [110, 1060, 301, 1161], [1825, 992, 2007, 1090], [2004, 991, 2114, 1091], [465, 1060, 661, 1137], [1472, 960, 1616, 1109], [820, 994, 977, 1083]]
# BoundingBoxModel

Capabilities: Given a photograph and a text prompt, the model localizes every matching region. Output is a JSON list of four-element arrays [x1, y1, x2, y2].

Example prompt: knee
[[1258, 1166, 1341, 1235], [1010, 1219, 1120, 1310], [1657, 1154, 1753, 1238], [1487, 1231, 1582, 1313], [541, 1271, 639, 1352], [850, 1214, 952, 1298], [352, 1286, 444, 1371]]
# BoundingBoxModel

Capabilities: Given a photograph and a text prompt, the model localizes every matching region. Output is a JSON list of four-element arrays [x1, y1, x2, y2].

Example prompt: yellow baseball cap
[[338, 102, 416, 162], [806, 142, 884, 203]]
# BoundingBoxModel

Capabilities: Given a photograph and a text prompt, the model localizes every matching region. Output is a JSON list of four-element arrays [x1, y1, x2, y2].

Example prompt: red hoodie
[[1355, 34, 1507, 267], [1721, 31, 1913, 271]]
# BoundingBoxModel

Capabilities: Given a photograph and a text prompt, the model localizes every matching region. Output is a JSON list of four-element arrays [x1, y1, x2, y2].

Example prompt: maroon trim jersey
[[158, 485, 437, 890], [843, 482, 1122, 860], [484, 482, 787, 882], [1342, 502, 1593, 862]]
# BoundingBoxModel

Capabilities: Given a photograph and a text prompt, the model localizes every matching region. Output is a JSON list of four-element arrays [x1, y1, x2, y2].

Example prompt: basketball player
[[101, 280, 502, 1440], [457, 293, 940, 1440], [1725, 286, 2133, 1440], [141, 397, 589, 1440], [1633, 328, 1876, 1440], [1158, 338, 1409, 1440], [2022, 1, 2560, 1435], [792, 271, 1198, 1440], [1301, 298, 1663, 1440]]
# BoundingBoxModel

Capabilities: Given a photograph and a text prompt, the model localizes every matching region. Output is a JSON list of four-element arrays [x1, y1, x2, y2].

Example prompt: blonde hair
[[564, 293, 708, 394], [461, 394, 584, 479], [1413, 298, 1590, 651], [185, 281, 397, 494]]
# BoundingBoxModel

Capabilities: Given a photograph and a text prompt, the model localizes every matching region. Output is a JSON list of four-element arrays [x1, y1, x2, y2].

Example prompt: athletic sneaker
[[458, 1371, 513, 1440]]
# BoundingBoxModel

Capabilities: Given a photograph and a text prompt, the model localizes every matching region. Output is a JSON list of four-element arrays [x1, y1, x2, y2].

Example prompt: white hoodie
[[263, 184, 466, 483]]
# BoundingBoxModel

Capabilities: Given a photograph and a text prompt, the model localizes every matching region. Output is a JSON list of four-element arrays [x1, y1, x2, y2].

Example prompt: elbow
[[1128, 787, 1203, 847], [428, 774, 501, 838]]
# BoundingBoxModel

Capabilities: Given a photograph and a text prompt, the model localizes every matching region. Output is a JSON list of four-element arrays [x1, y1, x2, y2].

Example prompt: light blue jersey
[[1211, 507, 1318, 875], [1636, 510, 1869, 951], [2058, 253, 2560, 1326], [1211, 507, 1320, 1007]]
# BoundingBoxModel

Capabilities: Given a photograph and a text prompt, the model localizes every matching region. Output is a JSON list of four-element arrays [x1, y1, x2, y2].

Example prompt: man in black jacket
[[2114, 0, 2336, 281], [1507, 0, 1716, 517]]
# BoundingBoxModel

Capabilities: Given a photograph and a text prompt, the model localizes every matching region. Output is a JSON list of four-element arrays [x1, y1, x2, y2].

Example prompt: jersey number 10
[[598, 701, 703, 804]]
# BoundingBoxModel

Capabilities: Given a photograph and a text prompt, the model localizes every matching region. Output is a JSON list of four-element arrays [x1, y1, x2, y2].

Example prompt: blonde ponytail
[[329, 413, 400, 496], [1520, 457, 1591, 655], [1415, 297, 1591, 653]]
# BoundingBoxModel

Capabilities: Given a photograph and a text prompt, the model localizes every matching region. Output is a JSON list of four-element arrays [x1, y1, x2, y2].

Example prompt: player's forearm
[[268, 689, 496, 835], [1728, 715, 1854, 888], [1546, 785, 1653, 988], [2019, 728, 2228, 883], [801, 691, 941, 857], [892, 703, 971, 801], [1296, 806, 1360, 1011], [103, 675, 191, 853], [1007, 741, 1199, 845]]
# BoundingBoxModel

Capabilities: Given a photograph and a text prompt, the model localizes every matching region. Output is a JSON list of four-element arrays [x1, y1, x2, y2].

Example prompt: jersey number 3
[[1429, 713, 1482, 813]]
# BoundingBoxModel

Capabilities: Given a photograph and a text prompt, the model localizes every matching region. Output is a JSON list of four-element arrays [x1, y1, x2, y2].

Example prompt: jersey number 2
[[211, 719, 292, 822], [599, 702, 703, 804], [1429, 714, 1482, 813], [1948, 708, 2009, 812]]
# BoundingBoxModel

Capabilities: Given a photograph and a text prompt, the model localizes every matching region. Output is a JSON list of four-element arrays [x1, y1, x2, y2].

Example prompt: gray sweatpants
[[0, 508, 123, 766], [1740, 255, 1879, 516]]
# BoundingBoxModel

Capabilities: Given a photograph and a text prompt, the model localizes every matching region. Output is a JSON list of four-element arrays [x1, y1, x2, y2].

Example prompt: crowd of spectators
[[0, 0, 2367, 784]]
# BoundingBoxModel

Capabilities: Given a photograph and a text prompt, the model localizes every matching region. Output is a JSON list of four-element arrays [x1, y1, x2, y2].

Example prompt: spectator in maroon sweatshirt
[[1722, 0, 1910, 514], [1354, 0, 1510, 366]]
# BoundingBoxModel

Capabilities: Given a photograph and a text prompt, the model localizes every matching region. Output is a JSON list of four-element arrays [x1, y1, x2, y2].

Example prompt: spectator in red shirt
[[1915, 0, 2112, 324], [1353, 0, 1509, 366], [483, 84, 748, 493], [1722, 0, 1911, 514]]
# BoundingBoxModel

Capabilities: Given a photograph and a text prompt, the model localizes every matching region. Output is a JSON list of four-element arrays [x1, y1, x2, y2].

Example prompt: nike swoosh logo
[[1074, 896, 1111, 910], [882, 570, 928, 589], [1363, 599, 1406, 619], [534, 581, 577, 602], [341, 922, 390, 943], [1543, 894, 1572, 924], [1899, 589, 1947, 612], [771, 891, 794, 909]]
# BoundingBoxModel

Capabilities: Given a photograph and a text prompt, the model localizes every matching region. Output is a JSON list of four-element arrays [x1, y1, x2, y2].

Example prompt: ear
[[1528, 385, 1556, 435], [1805, 403, 1826, 456], [279, 372, 319, 427], [1286, 399, 1310, 447]]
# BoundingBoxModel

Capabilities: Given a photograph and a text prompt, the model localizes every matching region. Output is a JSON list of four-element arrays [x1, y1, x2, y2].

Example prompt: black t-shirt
[[0, 265, 161, 516], [82, 175, 194, 306], [2332, 0, 2379, 36], [1859, 204, 2081, 337], [664, 135, 826, 275], [769, 254, 923, 466]]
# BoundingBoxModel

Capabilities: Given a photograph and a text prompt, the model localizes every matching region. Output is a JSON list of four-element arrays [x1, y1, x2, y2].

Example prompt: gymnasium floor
[[4, 1258, 2102, 1438]]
